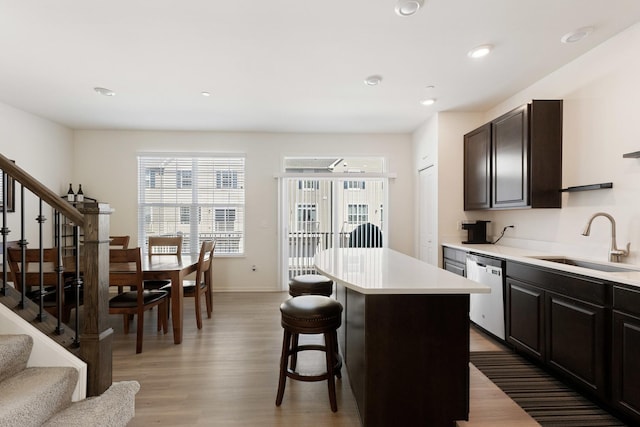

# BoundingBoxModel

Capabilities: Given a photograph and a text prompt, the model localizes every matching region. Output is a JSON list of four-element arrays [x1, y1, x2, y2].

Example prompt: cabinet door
[[612, 311, 640, 421], [492, 104, 528, 208], [506, 278, 544, 360], [442, 247, 467, 277], [444, 259, 465, 277], [464, 123, 491, 210], [546, 292, 605, 397]]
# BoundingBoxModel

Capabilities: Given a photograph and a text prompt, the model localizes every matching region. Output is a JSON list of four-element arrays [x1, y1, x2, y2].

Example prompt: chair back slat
[[7, 247, 59, 291], [109, 236, 130, 249], [109, 248, 144, 305], [196, 240, 216, 283], [148, 236, 183, 263]]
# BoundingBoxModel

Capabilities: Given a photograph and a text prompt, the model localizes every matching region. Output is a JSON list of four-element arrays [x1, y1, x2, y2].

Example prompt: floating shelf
[[623, 151, 640, 158], [560, 182, 613, 192]]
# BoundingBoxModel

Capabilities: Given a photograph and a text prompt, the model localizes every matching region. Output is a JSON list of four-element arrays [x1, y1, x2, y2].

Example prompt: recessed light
[[467, 44, 493, 59], [364, 75, 383, 86], [561, 26, 594, 43], [395, 0, 424, 17], [420, 98, 436, 106], [94, 87, 115, 97], [201, 91, 211, 97]]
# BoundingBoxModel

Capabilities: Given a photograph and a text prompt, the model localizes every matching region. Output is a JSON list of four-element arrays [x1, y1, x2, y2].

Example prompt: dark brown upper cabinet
[[464, 100, 563, 210], [464, 123, 491, 210]]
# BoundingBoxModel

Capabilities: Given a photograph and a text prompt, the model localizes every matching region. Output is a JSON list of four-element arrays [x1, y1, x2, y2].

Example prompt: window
[[216, 170, 239, 189], [180, 206, 190, 224], [215, 208, 236, 232], [145, 168, 164, 189], [344, 180, 366, 190], [176, 170, 192, 189], [298, 180, 319, 191], [138, 155, 245, 256], [297, 204, 317, 223], [295, 203, 318, 231], [347, 204, 369, 224]]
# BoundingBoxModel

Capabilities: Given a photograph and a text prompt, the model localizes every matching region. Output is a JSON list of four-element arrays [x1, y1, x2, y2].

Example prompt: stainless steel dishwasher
[[465, 253, 506, 340]]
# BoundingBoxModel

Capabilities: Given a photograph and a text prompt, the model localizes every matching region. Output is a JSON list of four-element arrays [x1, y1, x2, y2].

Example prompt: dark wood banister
[[1, 151, 113, 396], [0, 153, 83, 226]]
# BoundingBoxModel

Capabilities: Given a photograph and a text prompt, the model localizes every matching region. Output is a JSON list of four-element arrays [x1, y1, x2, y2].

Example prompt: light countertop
[[314, 247, 490, 295], [442, 241, 640, 289]]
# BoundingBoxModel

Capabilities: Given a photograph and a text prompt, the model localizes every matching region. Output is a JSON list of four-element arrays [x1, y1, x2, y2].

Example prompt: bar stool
[[276, 295, 343, 412], [289, 274, 333, 297], [288, 274, 335, 373]]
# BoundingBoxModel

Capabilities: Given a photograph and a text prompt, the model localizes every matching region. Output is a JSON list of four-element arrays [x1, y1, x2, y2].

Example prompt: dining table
[[142, 253, 199, 344]]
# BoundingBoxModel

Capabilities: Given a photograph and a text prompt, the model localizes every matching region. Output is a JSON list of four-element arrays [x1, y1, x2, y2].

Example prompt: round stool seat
[[276, 295, 343, 412], [289, 274, 333, 297], [280, 295, 342, 334]]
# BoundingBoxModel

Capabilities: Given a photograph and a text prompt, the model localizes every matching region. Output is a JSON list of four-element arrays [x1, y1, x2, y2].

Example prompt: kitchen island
[[314, 248, 489, 427]]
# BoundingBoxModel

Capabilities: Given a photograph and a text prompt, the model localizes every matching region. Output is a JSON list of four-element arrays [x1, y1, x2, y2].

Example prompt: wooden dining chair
[[162, 240, 215, 329], [109, 235, 130, 249], [109, 248, 169, 354], [144, 235, 183, 291], [7, 247, 78, 323], [110, 236, 130, 294]]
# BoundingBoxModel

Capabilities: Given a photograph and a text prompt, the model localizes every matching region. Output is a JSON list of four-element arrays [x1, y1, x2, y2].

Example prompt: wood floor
[[111, 291, 539, 426]]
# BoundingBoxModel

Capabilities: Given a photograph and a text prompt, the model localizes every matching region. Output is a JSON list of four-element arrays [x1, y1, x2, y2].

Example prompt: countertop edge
[[315, 247, 490, 295], [442, 241, 640, 289]]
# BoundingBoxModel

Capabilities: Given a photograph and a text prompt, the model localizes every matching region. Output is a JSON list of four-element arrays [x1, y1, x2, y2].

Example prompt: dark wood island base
[[337, 284, 470, 427]]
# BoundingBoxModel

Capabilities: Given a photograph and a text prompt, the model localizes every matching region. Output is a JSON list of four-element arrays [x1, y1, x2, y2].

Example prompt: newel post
[[79, 202, 114, 396]]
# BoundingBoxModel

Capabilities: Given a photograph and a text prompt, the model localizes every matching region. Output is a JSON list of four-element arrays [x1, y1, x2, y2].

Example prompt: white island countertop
[[314, 247, 490, 295]]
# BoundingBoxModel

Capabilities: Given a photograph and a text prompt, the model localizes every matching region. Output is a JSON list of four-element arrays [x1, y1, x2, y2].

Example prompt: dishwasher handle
[[485, 265, 503, 277]]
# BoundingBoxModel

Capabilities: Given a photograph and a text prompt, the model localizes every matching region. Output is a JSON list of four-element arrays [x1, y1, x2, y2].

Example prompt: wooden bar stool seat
[[288, 274, 333, 297], [275, 295, 343, 412]]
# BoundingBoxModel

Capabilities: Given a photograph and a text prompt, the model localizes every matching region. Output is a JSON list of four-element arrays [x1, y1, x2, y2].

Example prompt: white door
[[418, 165, 438, 266]]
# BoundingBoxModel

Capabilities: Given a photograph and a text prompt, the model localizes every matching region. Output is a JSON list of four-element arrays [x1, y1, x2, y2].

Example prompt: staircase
[[1, 153, 138, 424], [1, 153, 114, 396], [0, 334, 139, 427]]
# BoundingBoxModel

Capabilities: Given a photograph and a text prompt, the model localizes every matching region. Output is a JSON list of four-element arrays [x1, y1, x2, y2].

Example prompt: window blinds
[[137, 155, 245, 256]]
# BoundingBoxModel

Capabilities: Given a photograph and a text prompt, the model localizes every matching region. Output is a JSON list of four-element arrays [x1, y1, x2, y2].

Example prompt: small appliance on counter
[[462, 220, 491, 244]]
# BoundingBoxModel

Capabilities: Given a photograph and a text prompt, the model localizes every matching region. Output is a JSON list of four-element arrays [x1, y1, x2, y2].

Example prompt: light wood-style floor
[[111, 292, 539, 426]]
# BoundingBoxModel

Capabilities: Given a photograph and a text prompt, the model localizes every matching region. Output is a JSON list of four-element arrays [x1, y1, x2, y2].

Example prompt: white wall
[[443, 22, 640, 266], [73, 130, 414, 291], [0, 101, 74, 246], [413, 112, 484, 265]]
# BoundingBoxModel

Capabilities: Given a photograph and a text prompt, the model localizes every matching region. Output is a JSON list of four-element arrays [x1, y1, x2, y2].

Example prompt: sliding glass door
[[278, 173, 387, 289]]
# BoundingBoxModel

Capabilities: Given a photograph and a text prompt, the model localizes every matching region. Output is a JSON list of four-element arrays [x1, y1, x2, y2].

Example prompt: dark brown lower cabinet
[[505, 261, 607, 399], [506, 278, 545, 360], [339, 284, 470, 427], [612, 286, 640, 421], [546, 292, 605, 398]]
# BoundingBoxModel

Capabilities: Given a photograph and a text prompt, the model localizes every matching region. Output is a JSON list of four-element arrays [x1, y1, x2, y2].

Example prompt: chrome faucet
[[582, 212, 630, 263]]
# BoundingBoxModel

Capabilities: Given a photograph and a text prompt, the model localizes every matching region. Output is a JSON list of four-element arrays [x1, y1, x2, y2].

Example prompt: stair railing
[[0, 152, 113, 396]]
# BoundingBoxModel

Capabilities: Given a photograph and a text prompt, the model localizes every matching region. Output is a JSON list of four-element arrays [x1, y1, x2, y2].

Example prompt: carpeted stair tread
[[0, 366, 78, 427], [471, 351, 627, 427], [0, 334, 32, 383], [43, 380, 141, 427]]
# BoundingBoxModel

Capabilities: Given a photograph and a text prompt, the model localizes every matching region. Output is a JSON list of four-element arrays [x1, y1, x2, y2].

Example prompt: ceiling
[[1, 0, 640, 134]]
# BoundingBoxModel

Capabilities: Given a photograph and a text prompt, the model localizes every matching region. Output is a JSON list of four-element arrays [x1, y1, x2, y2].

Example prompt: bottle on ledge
[[76, 184, 84, 202], [67, 183, 75, 202]]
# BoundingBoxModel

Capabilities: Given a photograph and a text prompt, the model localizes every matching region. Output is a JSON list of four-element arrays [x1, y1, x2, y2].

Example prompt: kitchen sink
[[531, 256, 640, 273]]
